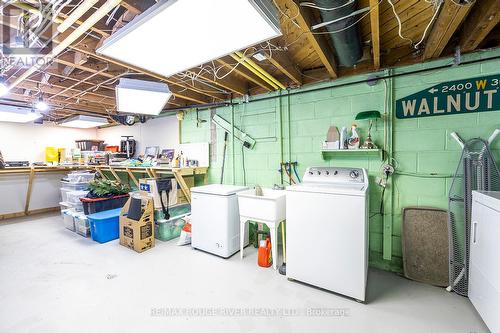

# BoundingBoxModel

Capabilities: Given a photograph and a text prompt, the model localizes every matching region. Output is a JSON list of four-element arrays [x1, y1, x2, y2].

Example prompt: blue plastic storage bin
[[87, 208, 121, 243]]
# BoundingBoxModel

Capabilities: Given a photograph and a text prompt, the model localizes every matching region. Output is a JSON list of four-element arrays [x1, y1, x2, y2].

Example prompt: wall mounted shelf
[[321, 148, 383, 160]]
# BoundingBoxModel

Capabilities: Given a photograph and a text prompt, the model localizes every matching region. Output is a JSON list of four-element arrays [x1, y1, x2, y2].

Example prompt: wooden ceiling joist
[[459, 0, 500, 52], [15, 79, 115, 107], [263, 51, 302, 86], [185, 70, 247, 96], [4, 91, 110, 116], [369, 0, 381, 69], [1, 0, 499, 121], [215, 59, 273, 92], [423, 0, 474, 60], [120, 0, 157, 15], [32, 73, 116, 100], [276, 0, 338, 78]]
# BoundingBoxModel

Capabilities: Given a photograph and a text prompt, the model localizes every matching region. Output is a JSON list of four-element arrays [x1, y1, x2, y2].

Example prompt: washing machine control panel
[[303, 167, 366, 184]]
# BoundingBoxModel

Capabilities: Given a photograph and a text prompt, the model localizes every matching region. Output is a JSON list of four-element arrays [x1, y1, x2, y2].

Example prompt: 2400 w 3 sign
[[396, 74, 500, 119]]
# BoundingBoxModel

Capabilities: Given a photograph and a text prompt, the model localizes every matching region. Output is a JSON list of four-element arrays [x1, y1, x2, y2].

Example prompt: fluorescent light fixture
[[35, 100, 49, 112], [0, 82, 8, 97], [97, 0, 281, 77], [57, 0, 99, 33], [0, 105, 42, 123], [59, 115, 108, 128], [116, 78, 172, 115]]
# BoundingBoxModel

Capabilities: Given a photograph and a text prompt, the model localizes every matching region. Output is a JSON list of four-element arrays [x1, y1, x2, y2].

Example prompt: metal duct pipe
[[313, 0, 363, 67]]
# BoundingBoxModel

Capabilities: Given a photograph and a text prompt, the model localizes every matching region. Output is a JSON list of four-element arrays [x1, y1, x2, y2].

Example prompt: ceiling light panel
[[116, 78, 172, 115], [59, 115, 108, 128], [0, 105, 42, 123], [97, 0, 281, 77]]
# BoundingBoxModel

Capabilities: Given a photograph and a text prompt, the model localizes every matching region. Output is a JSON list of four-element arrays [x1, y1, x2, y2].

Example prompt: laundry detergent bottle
[[258, 237, 272, 268]]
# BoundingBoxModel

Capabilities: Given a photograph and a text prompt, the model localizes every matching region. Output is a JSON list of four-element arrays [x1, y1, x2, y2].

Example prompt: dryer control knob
[[350, 170, 360, 179], [325, 170, 330, 175], [316, 170, 321, 175]]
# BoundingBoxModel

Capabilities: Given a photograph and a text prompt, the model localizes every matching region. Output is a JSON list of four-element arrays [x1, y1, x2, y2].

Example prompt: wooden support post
[[126, 168, 139, 188], [24, 167, 35, 215], [173, 169, 191, 203], [95, 166, 108, 180], [149, 168, 158, 179], [108, 167, 122, 183], [146, 168, 155, 178]]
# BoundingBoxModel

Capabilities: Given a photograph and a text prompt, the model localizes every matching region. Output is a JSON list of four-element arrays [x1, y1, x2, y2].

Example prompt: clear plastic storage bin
[[61, 207, 70, 219], [74, 214, 90, 237], [63, 210, 76, 231], [60, 188, 72, 202], [67, 172, 95, 183], [60, 201, 83, 212], [61, 181, 89, 191], [66, 190, 89, 205]]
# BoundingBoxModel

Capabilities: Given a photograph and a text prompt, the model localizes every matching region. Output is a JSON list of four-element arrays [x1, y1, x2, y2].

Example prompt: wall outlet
[[383, 164, 395, 176]]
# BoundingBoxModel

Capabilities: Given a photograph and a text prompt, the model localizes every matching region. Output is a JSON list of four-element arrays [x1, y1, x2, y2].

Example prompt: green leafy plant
[[88, 179, 130, 198]]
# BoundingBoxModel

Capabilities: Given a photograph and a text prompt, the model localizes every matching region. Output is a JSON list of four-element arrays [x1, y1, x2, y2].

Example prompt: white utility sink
[[237, 188, 286, 223]]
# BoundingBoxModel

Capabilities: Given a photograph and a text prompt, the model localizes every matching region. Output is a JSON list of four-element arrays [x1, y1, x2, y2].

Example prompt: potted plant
[[80, 179, 131, 215]]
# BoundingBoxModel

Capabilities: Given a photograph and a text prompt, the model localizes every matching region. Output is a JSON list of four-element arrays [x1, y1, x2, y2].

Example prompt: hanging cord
[[379, 173, 389, 216], [241, 144, 246, 186], [220, 131, 229, 185], [281, 164, 296, 184], [414, 0, 443, 49], [292, 163, 301, 183]]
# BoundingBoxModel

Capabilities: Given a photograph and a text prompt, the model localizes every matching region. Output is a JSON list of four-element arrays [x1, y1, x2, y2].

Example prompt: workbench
[[0, 165, 208, 221]]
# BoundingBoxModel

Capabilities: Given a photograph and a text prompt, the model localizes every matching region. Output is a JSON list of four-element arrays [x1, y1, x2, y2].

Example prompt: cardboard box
[[119, 196, 155, 253], [139, 177, 178, 208]]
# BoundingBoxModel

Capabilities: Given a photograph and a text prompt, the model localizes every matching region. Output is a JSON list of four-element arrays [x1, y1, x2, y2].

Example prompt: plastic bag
[[177, 217, 192, 246]]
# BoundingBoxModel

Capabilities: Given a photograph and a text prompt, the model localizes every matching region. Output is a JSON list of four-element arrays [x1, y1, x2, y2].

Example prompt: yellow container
[[45, 147, 59, 163], [58, 148, 66, 163]]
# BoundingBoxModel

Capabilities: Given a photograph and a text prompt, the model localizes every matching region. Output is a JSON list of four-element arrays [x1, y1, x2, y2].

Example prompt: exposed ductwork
[[312, 0, 363, 67]]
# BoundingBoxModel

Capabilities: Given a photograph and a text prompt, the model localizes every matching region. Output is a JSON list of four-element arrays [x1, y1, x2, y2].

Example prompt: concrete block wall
[[181, 49, 500, 272]]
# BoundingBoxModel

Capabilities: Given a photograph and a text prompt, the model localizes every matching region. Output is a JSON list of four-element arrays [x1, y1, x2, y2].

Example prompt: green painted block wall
[[180, 49, 500, 273]]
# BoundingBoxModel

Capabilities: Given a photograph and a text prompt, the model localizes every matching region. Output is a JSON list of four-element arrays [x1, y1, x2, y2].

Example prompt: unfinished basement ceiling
[[0, 0, 498, 121]]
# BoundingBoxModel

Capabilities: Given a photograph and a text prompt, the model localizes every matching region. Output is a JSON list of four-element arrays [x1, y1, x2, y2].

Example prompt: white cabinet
[[470, 191, 500, 333]]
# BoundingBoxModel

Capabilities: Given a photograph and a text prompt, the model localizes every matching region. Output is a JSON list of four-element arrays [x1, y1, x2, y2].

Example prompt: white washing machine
[[191, 184, 249, 258], [286, 166, 369, 302]]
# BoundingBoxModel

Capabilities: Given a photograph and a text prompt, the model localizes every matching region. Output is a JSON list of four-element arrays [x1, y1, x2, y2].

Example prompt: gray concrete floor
[[0, 212, 489, 333]]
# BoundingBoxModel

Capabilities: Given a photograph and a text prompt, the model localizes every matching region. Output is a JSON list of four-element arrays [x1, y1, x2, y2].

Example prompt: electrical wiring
[[414, 0, 443, 49], [387, 0, 415, 46], [284, 0, 382, 49], [394, 171, 454, 178], [300, 0, 354, 11], [105, 4, 120, 25], [379, 173, 388, 215], [312, 6, 371, 31], [272, 0, 300, 29], [388, 0, 443, 49]]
